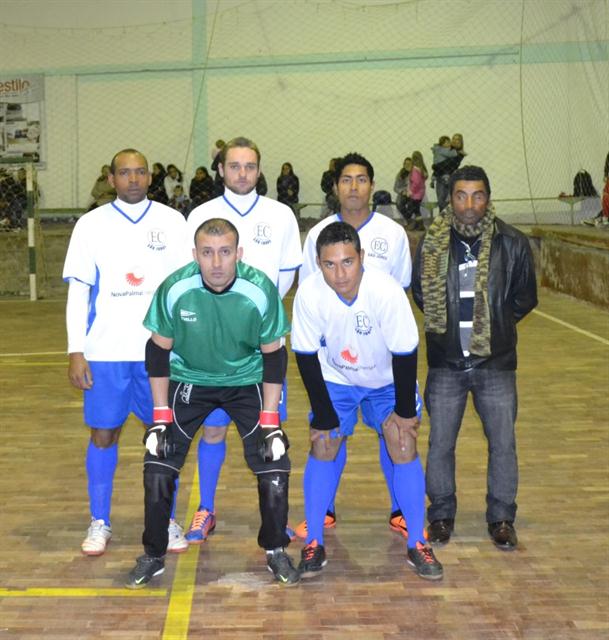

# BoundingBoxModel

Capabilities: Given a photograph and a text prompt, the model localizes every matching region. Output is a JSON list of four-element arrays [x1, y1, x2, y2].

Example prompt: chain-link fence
[[0, 1, 607, 296]]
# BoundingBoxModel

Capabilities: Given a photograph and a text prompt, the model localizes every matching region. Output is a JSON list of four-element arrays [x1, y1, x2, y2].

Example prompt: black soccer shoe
[[266, 550, 301, 586], [125, 554, 165, 589], [299, 540, 327, 578]]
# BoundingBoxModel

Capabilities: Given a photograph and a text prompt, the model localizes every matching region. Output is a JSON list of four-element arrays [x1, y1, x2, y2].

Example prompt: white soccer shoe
[[167, 519, 188, 553], [81, 518, 112, 556]]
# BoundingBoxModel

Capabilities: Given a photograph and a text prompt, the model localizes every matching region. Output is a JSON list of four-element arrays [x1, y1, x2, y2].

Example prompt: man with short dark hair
[[412, 165, 537, 550], [63, 149, 189, 556], [297, 152, 413, 541], [292, 221, 443, 581], [126, 218, 299, 588], [183, 137, 302, 545]]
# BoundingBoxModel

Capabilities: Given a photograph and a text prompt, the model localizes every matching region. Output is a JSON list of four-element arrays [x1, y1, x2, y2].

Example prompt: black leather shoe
[[427, 518, 454, 545], [488, 521, 518, 550]]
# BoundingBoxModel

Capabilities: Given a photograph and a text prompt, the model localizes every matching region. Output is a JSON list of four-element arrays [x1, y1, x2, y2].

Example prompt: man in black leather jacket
[[411, 165, 537, 551]]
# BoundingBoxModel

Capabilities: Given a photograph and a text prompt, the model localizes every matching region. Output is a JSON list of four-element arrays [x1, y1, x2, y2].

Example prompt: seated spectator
[[321, 157, 340, 216], [276, 162, 300, 211], [211, 139, 226, 197], [169, 184, 191, 219], [148, 162, 168, 204], [88, 164, 116, 211], [189, 166, 214, 209], [394, 157, 412, 217], [164, 164, 183, 200]]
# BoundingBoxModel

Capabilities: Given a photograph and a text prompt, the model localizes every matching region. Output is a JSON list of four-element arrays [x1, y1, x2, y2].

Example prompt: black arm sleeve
[[145, 338, 170, 377], [295, 352, 339, 430], [262, 346, 287, 383], [392, 351, 418, 419]]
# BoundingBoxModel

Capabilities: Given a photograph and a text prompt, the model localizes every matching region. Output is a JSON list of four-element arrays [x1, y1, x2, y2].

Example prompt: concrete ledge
[[531, 226, 609, 309]]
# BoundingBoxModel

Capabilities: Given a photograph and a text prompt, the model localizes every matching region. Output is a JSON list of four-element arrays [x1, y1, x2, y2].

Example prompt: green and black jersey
[[144, 261, 290, 386]]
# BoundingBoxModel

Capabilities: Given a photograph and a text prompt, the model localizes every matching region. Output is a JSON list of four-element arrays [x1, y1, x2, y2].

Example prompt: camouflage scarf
[[420, 204, 496, 357]]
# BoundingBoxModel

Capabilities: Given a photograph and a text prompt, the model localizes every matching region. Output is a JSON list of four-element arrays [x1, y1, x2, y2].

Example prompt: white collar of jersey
[[112, 197, 152, 222], [223, 187, 258, 211]]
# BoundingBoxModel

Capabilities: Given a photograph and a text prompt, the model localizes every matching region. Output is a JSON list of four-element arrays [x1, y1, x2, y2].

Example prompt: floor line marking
[[532, 309, 609, 346], [162, 466, 200, 640], [0, 587, 167, 598], [0, 351, 65, 357]]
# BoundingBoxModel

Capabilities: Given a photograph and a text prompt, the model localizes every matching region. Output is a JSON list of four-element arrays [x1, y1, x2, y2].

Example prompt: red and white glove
[[257, 410, 289, 462], [143, 406, 174, 459]]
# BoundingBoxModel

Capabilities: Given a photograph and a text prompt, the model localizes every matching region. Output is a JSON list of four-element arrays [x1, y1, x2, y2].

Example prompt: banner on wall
[[0, 74, 44, 164]]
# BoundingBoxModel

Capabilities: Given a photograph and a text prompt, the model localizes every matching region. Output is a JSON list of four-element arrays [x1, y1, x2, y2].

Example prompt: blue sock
[[327, 439, 347, 514], [170, 477, 180, 520], [392, 455, 426, 548], [86, 441, 118, 525], [378, 437, 399, 513], [197, 439, 226, 512], [303, 455, 336, 545]]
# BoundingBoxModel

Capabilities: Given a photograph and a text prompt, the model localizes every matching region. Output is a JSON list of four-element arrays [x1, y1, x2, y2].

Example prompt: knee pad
[[144, 469, 177, 506], [257, 472, 289, 499]]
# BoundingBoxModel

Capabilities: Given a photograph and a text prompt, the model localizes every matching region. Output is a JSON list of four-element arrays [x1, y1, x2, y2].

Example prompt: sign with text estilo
[[0, 75, 45, 164]]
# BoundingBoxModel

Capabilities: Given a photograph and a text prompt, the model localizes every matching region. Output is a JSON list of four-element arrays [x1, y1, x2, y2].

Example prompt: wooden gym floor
[[0, 286, 607, 640]]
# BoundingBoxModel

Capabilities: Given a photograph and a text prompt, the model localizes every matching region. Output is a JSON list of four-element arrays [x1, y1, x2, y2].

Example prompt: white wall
[[0, 0, 605, 213]]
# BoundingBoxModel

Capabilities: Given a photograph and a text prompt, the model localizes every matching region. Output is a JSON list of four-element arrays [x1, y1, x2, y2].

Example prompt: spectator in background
[[257, 172, 268, 196], [404, 151, 428, 230], [148, 163, 168, 204], [321, 158, 340, 216], [88, 165, 116, 211], [164, 164, 183, 201], [211, 140, 226, 197], [0, 169, 26, 229], [169, 184, 191, 219], [276, 162, 300, 213], [189, 166, 214, 209], [431, 134, 466, 212], [394, 157, 412, 218]]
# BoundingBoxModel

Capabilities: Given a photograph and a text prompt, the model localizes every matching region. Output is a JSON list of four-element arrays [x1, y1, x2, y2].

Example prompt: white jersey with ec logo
[[291, 265, 418, 388], [187, 189, 302, 287], [299, 211, 412, 288], [63, 199, 189, 361]]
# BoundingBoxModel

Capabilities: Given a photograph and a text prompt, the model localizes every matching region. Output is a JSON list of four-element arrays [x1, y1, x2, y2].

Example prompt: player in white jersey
[[182, 137, 302, 544], [291, 221, 442, 580], [294, 152, 413, 541], [300, 153, 411, 288], [63, 149, 190, 557]]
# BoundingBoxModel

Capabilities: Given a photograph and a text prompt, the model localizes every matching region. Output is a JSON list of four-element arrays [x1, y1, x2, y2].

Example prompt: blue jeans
[[424, 367, 518, 524]]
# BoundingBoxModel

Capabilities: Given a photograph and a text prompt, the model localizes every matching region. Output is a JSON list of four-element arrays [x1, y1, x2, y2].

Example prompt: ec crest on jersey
[[253, 222, 272, 245], [368, 236, 388, 261], [147, 228, 167, 251], [354, 311, 372, 335]]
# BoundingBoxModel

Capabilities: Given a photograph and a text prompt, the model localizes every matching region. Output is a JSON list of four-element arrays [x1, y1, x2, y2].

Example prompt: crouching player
[[126, 218, 299, 588], [291, 221, 443, 581]]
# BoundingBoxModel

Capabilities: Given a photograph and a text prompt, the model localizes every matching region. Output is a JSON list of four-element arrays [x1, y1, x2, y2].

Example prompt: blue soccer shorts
[[318, 381, 422, 439], [83, 361, 152, 428]]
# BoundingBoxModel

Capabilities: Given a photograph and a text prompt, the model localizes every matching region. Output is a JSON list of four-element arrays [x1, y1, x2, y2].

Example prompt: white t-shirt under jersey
[[291, 265, 418, 389], [63, 198, 189, 361], [187, 188, 302, 288], [299, 211, 412, 287]]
